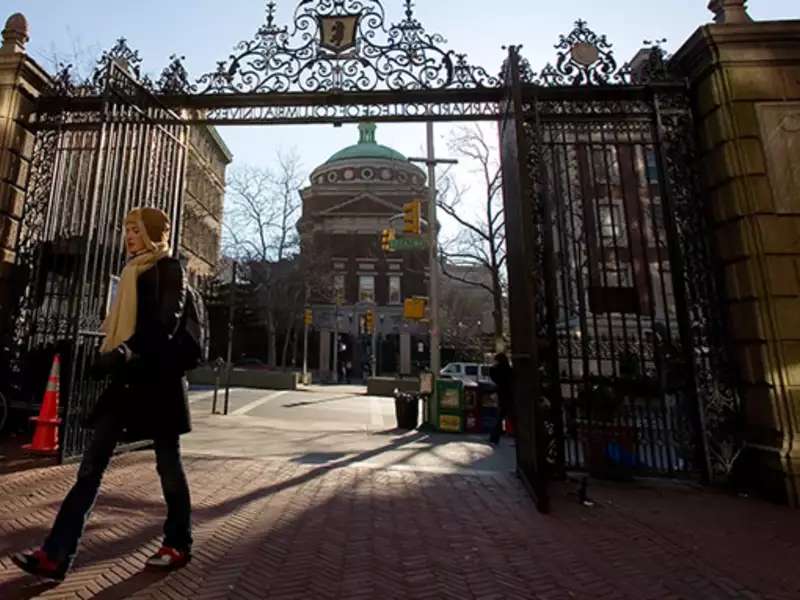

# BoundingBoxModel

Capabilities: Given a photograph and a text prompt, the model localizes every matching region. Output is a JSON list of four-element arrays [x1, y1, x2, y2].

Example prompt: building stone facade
[[180, 123, 232, 284], [673, 10, 800, 504], [299, 123, 429, 380]]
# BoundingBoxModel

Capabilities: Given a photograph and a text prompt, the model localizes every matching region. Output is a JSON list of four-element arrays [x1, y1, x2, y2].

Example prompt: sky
[[8, 0, 799, 235]]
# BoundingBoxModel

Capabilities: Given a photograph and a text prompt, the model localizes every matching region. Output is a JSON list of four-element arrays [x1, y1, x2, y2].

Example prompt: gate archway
[[1, 0, 741, 513]]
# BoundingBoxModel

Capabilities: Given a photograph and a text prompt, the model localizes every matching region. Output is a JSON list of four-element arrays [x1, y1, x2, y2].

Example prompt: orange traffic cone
[[24, 354, 62, 455]]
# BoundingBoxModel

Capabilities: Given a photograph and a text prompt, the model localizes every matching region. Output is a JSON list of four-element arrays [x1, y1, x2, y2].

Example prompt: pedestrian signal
[[380, 228, 396, 252], [403, 200, 421, 235]]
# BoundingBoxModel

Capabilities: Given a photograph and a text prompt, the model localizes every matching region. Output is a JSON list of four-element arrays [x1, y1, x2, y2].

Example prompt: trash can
[[394, 391, 420, 430], [463, 381, 481, 433], [436, 379, 464, 432], [476, 381, 499, 434]]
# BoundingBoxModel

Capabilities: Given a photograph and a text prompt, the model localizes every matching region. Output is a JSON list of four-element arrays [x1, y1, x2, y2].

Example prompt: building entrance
[[0, 0, 741, 513]]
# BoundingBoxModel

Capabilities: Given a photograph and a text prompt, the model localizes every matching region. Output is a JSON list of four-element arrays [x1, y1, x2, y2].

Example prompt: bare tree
[[223, 151, 303, 261], [437, 124, 507, 351], [440, 283, 486, 361], [36, 34, 101, 82], [223, 150, 305, 367]]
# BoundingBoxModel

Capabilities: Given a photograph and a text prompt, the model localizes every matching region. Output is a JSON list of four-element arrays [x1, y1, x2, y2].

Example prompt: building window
[[603, 253, 633, 288], [645, 149, 659, 184], [598, 204, 626, 247], [359, 275, 375, 303], [334, 273, 346, 304], [389, 276, 401, 305], [592, 146, 620, 185]]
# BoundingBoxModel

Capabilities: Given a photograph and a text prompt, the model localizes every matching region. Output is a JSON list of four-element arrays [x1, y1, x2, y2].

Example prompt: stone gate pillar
[[0, 14, 50, 341], [673, 4, 800, 504]]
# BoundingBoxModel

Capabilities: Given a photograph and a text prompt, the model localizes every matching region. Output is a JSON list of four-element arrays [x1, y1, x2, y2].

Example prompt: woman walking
[[12, 207, 194, 580]]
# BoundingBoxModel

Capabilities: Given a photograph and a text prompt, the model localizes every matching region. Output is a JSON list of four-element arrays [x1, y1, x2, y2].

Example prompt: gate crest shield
[[319, 15, 359, 54]]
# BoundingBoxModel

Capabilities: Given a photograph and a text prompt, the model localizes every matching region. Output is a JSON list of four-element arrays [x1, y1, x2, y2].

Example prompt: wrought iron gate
[[502, 27, 740, 487], [3, 58, 187, 460], [500, 49, 550, 512], [0, 2, 742, 494]]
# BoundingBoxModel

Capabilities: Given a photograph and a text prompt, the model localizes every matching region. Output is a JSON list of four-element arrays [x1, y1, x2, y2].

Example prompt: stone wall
[[674, 18, 800, 504], [0, 15, 50, 345]]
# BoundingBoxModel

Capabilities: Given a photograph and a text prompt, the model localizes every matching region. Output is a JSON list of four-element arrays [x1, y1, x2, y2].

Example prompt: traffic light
[[304, 308, 312, 326], [403, 200, 421, 235], [380, 228, 396, 252], [403, 297, 427, 321], [365, 309, 374, 334]]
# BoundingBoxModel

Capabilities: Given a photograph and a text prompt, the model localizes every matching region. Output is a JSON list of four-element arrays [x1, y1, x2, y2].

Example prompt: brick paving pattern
[[1, 451, 799, 599]]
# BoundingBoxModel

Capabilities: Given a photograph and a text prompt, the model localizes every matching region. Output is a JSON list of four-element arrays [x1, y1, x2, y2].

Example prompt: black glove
[[89, 347, 128, 381]]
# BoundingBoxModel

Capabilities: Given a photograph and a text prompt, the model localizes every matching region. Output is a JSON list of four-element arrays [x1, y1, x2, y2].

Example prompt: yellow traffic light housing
[[365, 309, 375, 334], [380, 228, 396, 252], [304, 308, 312, 326], [403, 297, 427, 320], [403, 200, 421, 235]]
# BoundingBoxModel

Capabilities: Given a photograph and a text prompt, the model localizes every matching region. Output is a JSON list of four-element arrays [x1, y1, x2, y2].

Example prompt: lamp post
[[378, 313, 385, 376], [371, 315, 377, 378], [332, 299, 339, 384], [302, 310, 309, 384], [409, 122, 457, 424], [224, 260, 237, 416]]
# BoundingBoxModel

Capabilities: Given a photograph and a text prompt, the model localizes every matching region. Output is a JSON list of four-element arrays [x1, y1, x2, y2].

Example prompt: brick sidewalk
[[1, 451, 799, 599]]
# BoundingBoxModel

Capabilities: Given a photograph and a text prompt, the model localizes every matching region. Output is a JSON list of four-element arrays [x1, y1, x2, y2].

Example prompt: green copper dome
[[326, 123, 407, 163]]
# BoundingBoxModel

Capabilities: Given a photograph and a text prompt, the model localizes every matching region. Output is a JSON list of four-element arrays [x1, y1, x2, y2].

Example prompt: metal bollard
[[212, 357, 224, 415]]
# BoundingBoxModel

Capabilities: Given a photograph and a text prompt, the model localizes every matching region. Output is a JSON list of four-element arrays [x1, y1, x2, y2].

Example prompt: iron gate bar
[[531, 89, 566, 478], [652, 92, 713, 481], [499, 46, 549, 513]]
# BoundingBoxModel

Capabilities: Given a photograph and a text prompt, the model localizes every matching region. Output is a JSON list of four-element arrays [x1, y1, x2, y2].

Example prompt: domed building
[[299, 123, 430, 381]]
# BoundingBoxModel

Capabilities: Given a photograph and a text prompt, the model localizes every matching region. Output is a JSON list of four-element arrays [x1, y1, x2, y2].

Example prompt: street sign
[[389, 237, 427, 251]]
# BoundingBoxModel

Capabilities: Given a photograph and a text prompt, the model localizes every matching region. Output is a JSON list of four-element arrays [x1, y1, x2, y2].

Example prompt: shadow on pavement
[[2, 430, 433, 598], [90, 569, 170, 599], [280, 394, 355, 408], [0, 576, 60, 600]]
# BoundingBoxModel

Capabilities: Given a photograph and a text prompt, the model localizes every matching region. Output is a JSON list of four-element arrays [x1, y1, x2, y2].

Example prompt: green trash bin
[[436, 379, 464, 433]]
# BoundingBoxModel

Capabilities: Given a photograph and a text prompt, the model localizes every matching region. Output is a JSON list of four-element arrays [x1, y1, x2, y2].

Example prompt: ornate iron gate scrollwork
[[2, 58, 188, 460], [502, 20, 742, 485]]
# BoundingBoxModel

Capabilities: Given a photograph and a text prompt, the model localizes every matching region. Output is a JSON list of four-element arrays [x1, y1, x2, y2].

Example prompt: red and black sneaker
[[11, 549, 68, 581], [145, 546, 191, 570]]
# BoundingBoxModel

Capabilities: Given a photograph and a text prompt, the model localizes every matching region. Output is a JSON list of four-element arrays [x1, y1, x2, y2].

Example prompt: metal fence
[[4, 60, 187, 460]]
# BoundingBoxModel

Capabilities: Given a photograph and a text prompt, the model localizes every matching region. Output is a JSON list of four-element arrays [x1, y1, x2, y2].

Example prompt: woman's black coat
[[92, 256, 191, 440]]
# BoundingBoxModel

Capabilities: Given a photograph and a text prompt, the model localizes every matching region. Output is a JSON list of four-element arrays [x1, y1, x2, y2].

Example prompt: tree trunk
[[267, 311, 277, 367], [491, 274, 505, 353], [281, 322, 293, 368], [291, 327, 299, 367]]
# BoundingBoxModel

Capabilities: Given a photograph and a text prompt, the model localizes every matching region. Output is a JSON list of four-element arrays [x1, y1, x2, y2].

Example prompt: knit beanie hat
[[124, 207, 170, 248]]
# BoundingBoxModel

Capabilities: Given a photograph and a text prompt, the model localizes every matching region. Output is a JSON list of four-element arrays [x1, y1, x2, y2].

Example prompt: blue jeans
[[42, 411, 192, 565]]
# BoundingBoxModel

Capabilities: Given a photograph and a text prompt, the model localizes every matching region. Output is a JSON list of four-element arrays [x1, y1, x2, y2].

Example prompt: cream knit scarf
[[100, 218, 170, 354]]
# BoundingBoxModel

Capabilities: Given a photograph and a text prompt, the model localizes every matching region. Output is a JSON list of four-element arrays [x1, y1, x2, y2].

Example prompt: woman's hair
[[495, 352, 510, 367], [125, 207, 171, 247]]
